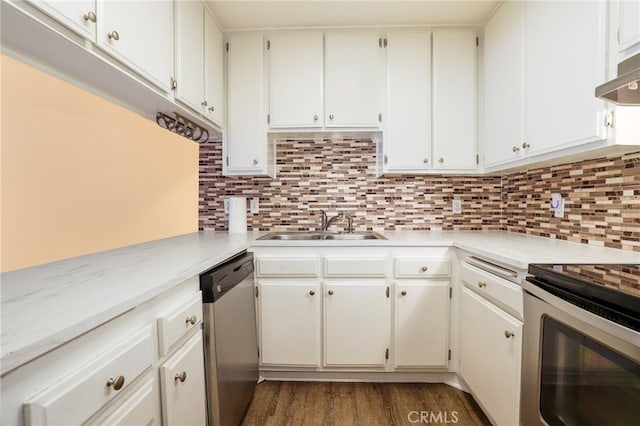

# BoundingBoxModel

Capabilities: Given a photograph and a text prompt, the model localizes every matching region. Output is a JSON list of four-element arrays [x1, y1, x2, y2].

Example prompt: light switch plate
[[452, 199, 462, 214], [224, 198, 230, 214]]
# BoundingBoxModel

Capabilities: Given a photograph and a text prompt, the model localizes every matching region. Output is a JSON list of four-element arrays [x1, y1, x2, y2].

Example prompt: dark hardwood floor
[[242, 381, 492, 426]]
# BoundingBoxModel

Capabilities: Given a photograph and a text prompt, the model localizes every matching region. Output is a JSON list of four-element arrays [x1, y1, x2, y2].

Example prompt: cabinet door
[[175, 0, 205, 113], [269, 31, 323, 128], [259, 281, 321, 366], [384, 31, 431, 171], [85, 376, 158, 426], [27, 0, 97, 40], [525, 1, 607, 155], [459, 287, 522, 426], [619, 0, 640, 54], [324, 281, 388, 367], [97, 0, 173, 92], [159, 331, 207, 426], [483, 1, 525, 167], [225, 32, 268, 174], [432, 30, 477, 170], [325, 31, 380, 128], [204, 9, 224, 126], [394, 282, 448, 368]]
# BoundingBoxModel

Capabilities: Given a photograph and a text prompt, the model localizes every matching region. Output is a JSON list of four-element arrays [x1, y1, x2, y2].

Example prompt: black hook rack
[[156, 112, 210, 143]]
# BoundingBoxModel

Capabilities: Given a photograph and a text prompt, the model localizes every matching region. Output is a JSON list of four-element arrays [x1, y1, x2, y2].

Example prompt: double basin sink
[[258, 231, 387, 241]]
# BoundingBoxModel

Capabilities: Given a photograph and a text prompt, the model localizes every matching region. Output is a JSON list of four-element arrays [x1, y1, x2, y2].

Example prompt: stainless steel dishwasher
[[200, 251, 258, 426]]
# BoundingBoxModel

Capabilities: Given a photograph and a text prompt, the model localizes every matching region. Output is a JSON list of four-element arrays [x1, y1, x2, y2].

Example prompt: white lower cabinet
[[258, 281, 322, 367], [394, 282, 449, 368], [86, 375, 158, 426], [459, 286, 522, 426], [324, 281, 389, 367], [159, 331, 207, 426]]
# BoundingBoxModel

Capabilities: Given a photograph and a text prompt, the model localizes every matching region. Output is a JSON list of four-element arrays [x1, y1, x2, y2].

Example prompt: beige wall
[[1, 55, 199, 272]]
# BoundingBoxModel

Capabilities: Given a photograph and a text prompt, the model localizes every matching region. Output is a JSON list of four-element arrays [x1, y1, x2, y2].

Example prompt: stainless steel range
[[522, 264, 640, 425]]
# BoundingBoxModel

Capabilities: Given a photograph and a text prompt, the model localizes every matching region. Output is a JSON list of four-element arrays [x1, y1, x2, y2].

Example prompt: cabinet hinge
[[385, 348, 389, 360], [449, 287, 452, 299], [383, 155, 388, 165], [267, 113, 271, 124], [255, 286, 259, 298], [170, 77, 177, 91], [226, 156, 229, 166], [379, 38, 382, 47], [386, 286, 389, 298], [258, 347, 260, 357], [617, 28, 620, 44], [476, 36, 479, 47], [384, 38, 388, 48], [448, 349, 452, 361], [378, 113, 382, 122], [267, 40, 271, 50], [476, 154, 479, 165], [605, 110, 614, 128], [226, 42, 229, 52]]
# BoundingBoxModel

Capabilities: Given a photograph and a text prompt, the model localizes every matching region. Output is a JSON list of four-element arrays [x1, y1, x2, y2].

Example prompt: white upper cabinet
[[27, 0, 97, 40], [175, 0, 205, 112], [96, 0, 173, 92], [432, 29, 477, 170], [325, 31, 381, 128], [483, 1, 525, 167], [618, 0, 640, 56], [524, 1, 607, 155], [204, 9, 224, 126], [269, 31, 324, 128], [225, 31, 273, 176], [383, 30, 432, 172]]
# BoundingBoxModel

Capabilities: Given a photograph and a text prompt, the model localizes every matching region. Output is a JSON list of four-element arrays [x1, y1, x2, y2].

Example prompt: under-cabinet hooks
[[156, 112, 210, 143]]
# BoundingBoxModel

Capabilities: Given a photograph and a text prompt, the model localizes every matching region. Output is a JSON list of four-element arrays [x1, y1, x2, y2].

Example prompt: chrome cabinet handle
[[423, 158, 429, 163], [84, 11, 96, 22], [185, 315, 197, 325], [209, 106, 215, 112], [420, 266, 428, 272], [329, 114, 334, 120], [522, 142, 531, 149], [174, 371, 187, 383], [106, 375, 125, 391], [438, 157, 444, 163], [309, 290, 315, 296], [328, 290, 334, 295], [313, 115, 318, 121], [201, 100, 208, 107], [512, 146, 520, 152], [253, 159, 259, 165], [400, 291, 407, 296], [108, 30, 120, 41], [478, 281, 487, 288], [504, 330, 515, 338]]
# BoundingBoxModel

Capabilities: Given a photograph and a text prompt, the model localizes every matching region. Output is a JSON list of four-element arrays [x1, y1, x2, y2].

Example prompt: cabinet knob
[[83, 11, 96, 23], [209, 106, 215, 112], [328, 290, 334, 295], [201, 100, 208, 107], [253, 159, 259, 165], [420, 266, 428, 272], [108, 30, 120, 41], [478, 281, 487, 288], [106, 375, 125, 391], [504, 330, 515, 339], [423, 158, 429, 163], [174, 371, 187, 383], [309, 290, 315, 296], [185, 315, 197, 325], [512, 146, 520, 152], [329, 114, 334, 120], [400, 291, 407, 296], [438, 158, 444, 163], [522, 142, 531, 149], [313, 115, 318, 121]]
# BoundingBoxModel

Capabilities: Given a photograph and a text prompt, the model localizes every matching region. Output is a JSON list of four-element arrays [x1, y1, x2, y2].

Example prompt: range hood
[[596, 53, 640, 105]]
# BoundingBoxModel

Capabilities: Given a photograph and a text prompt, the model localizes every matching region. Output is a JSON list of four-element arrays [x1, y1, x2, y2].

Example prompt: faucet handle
[[346, 215, 354, 233]]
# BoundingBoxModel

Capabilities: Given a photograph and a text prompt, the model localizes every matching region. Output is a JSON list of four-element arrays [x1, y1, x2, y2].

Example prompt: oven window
[[540, 317, 640, 425]]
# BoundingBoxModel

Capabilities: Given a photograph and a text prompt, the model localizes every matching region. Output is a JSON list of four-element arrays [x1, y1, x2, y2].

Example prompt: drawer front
[[324, 257, 387, 278], [256, 257, 319, 277], [24, 326, 154, 425], [461, 263, 523, 319], [158, 292, 203, 357], [394, 258, 450, 278], [86, 375, 158, 426]]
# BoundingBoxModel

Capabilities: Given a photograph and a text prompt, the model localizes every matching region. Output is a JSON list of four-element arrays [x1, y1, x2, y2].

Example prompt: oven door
[[522, 280, 640, 426]]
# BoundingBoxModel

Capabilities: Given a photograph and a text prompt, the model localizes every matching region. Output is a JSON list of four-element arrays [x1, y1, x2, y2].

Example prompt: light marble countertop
[[2, 230, 638, 376]]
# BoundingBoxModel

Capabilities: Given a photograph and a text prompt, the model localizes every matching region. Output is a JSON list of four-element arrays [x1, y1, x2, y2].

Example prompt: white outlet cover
[[452, 199, 462, 214], [250, 198, 259, 214], [224, 198, 230, 214], [551, 193, 564, 218]]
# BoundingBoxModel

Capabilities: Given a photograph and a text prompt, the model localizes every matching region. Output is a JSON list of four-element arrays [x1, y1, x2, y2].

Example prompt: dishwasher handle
[[200, 252, 254, 303]]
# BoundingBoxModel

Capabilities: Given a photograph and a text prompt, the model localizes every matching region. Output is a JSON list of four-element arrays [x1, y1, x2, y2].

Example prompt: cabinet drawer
[[256, 257, 319, 277], [394, 258, 450, 278], [324, 257, 387, 278], [24, 326, 154, 425], [461, 262, 523, 319], [86, 375, 157, 426], [158, 292, 203, 357]]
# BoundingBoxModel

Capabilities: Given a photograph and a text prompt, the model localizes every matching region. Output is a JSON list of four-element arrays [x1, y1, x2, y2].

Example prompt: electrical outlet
[[250, 198, 259, 214], [224, 198, 230, 214], [452, 199, 462, 214], [551, 193, 565, 218]]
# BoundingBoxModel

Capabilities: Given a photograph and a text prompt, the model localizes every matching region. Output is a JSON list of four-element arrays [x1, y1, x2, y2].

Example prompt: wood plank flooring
[[241, 381, 492, 426]]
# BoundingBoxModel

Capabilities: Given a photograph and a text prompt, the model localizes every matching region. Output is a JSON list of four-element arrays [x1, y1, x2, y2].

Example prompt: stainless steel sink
[[257, 232, 386, 241]]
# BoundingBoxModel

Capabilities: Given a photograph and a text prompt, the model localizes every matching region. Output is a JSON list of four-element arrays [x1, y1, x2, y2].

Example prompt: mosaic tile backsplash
[[199, 138, 639, 252]]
